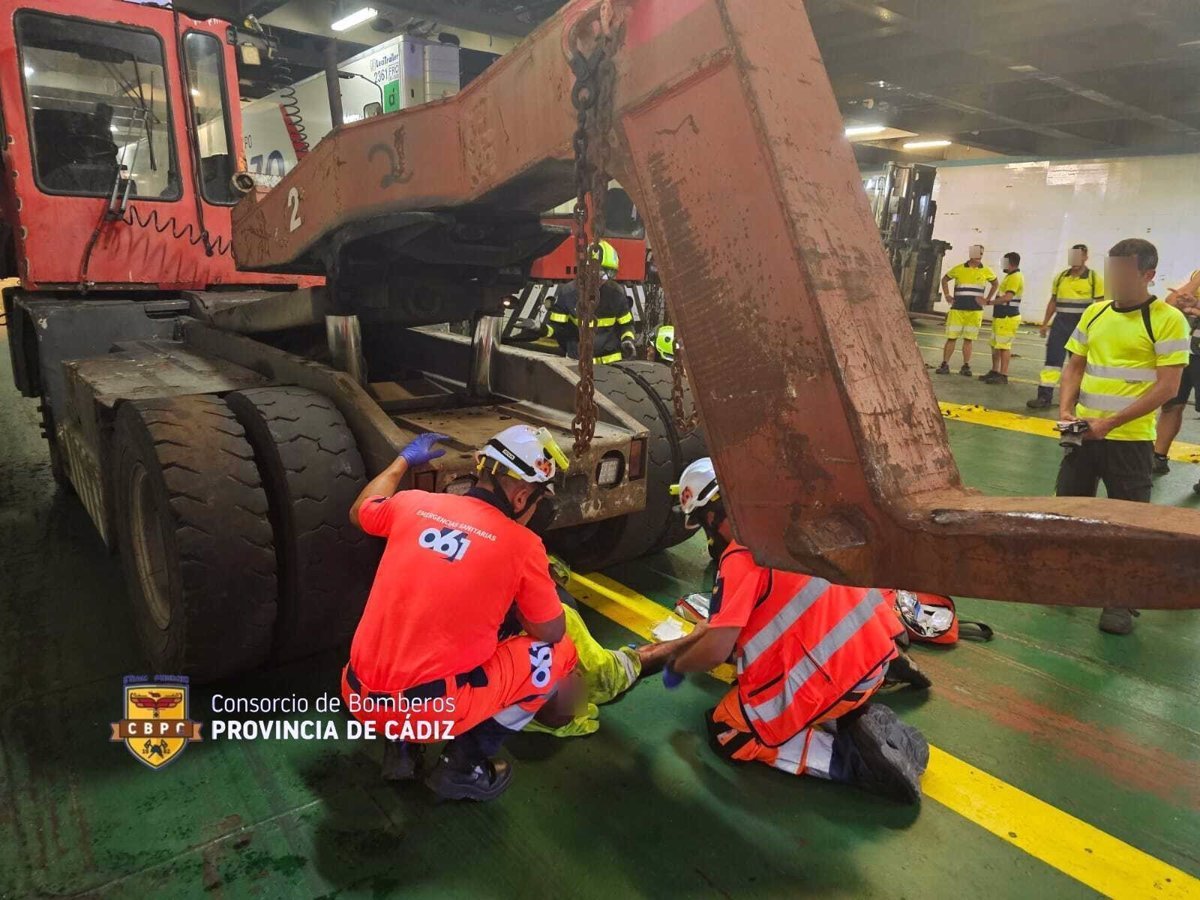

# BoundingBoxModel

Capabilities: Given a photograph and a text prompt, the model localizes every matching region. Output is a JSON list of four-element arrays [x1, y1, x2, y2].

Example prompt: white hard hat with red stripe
[[477, 425, 570, 484], [671, 457, 720, 525]]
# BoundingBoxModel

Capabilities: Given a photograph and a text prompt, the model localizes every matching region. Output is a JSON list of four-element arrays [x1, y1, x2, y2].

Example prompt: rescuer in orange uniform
[[343, 425, 579, 801], [660, 459, 930, 803]]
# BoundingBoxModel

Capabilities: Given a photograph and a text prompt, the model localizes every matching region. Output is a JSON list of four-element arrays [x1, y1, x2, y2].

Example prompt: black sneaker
[[425, 755, 513, 801], [1026, 395, 1052, 409], [1098, 607, 1139, 636], [381, 740, 425, 781], [837, 705, 928, 804], [934, 362, 950, 375], [1152, 454, 1170, 476], [884, 652, 933, 690], [959, 365, 972, 377]]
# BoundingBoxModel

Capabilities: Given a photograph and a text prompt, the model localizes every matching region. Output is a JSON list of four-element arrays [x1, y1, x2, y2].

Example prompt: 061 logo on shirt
[[418, 527, 472, 561]]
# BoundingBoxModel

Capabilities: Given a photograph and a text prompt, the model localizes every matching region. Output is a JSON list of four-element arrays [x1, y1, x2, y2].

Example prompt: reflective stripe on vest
[[1084, 363, 1156, 383], [744, 589, 886, 729], [738, 577, 830, 671]]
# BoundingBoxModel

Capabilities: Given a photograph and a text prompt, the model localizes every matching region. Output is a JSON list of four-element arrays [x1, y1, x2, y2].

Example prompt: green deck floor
[[1, 324, 1198, 898]]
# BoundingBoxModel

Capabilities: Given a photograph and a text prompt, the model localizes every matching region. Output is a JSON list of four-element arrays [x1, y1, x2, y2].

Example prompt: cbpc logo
[[418, 527, 472, 562], [109, 675, 203, 769]]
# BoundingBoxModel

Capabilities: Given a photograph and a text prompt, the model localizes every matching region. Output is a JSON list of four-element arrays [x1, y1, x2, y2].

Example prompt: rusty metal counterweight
[[229, 0, 1200, 610]]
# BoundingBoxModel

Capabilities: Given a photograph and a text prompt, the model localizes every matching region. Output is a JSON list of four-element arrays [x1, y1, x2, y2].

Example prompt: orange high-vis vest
[[735, 570, 901, 747]]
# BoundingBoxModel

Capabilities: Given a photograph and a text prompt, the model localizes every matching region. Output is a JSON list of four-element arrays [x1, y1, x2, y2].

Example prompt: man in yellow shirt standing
[[1056, 239, 1189, 635], [1028, 244, 1105, 409], [936, 244, 998, 377], [980, 252, 1024, 385]]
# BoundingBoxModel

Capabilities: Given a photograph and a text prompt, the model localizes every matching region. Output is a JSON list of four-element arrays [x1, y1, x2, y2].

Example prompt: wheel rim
[[129, 463, 172, 630]]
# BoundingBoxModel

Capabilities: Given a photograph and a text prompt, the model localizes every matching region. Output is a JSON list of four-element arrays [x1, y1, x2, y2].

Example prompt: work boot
[[1098, 607, 1139, 636], [934, 362, 950, 375], [1026, 387, 1053, 409], [1153, 454, 1170, 476], [381, 740, 425, 781], [425, 754, 513, 801], [834, 705, 928, 805], [1194, 480, 1200, 496], [992, 374, 1009, 385], [959, 364, 972, 377], [884, 652, 933, 690], [978, 370, 999, 382]]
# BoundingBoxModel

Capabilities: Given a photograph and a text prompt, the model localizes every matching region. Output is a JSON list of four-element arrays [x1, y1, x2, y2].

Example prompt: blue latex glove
[[662, 660, 684, 690], [399, 432, 450, 467]]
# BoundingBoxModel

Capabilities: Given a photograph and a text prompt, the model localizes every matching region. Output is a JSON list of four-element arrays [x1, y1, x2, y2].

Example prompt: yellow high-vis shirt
[[1052, 267, 1104, 313], [994, 271, 1024, 318], [1065, 298, 1189, 441], [945, 262, 997, 310]]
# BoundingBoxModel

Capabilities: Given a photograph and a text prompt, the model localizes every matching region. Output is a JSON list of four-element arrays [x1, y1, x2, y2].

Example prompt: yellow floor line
[[938, 401, 1200, 464], [568, 570, 1200, 899]]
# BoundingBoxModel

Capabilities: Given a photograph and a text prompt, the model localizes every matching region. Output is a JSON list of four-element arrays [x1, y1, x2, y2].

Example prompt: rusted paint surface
[[230, 0, 1200, 608]]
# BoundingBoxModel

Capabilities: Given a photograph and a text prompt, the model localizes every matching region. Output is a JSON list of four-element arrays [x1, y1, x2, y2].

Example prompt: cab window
[[183, 32, 237, 204], [17, 11, 179, 201]]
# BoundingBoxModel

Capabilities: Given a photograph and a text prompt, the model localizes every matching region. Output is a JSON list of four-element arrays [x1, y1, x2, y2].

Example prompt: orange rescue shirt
[[351, 490, 562, 691]]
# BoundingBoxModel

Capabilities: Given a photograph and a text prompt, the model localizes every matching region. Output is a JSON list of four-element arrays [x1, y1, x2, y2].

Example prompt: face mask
[[525, 495, 558, 536]]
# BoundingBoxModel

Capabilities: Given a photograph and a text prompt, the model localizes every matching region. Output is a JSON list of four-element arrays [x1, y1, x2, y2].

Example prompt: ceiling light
[[23, 66, 33, 76], [903, 139, 952, 150], [845, 124, 886, 137], [331, 7, 378, 31], [190, 88, 200, 97]]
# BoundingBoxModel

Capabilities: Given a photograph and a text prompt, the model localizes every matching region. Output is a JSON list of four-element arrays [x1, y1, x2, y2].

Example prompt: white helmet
[[477, 425, 570, 484], [671, 457, 720, 524]]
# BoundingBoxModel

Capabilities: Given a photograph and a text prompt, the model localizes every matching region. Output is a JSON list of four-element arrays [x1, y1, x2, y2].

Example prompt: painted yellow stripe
[[569, 570, 1200, 899], [938, 401, 1200, 464]]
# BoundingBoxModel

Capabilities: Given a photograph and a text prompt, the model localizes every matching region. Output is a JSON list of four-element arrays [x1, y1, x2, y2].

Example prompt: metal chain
[[568, 3, 621, 455], [671, 341, 700, 434]]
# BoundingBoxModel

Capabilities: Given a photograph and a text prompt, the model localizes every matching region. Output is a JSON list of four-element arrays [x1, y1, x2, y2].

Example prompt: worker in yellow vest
[[936, 244, 998, 377], [1028, 244, 1105, 409], [1055, 239, 1189, 635], [980, 251, 1024, 385]]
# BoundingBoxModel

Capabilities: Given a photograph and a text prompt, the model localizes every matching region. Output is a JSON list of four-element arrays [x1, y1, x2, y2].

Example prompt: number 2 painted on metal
[[287, 187, 302, 232]]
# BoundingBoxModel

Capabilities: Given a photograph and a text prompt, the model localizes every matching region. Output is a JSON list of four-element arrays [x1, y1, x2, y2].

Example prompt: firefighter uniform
[[990, 269, 1024, 350], [1037, 267, 1104, 399], [705, 542, 906, 778], [549, 280, 635, 363], [342, 487, 577, 742]]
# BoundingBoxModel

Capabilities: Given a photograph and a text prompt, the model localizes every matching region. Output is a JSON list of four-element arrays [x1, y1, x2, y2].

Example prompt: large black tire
[[226, 387, 379, 662], [112, 395, 277, 682], [614, 360, 709, 552], [548, 365, 678, 571]]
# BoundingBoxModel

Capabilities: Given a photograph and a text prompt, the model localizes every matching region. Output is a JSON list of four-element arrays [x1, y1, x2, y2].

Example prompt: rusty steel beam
[[230, 0, 1200, 609]]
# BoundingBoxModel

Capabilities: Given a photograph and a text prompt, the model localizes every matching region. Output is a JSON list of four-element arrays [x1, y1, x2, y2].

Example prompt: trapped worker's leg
[[524, 604, 641, 737]]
